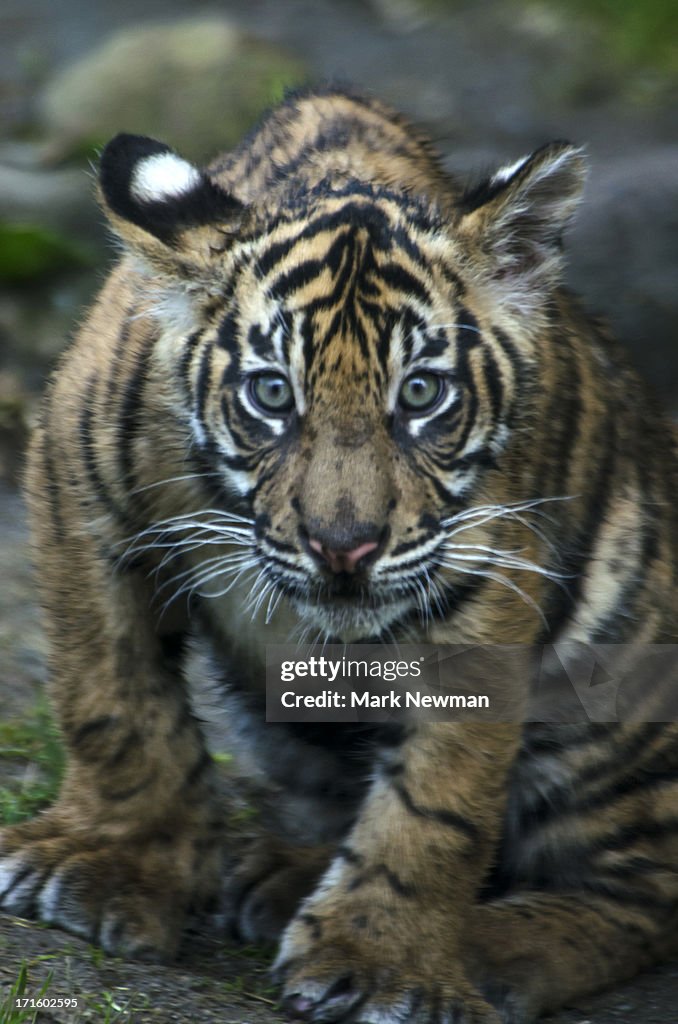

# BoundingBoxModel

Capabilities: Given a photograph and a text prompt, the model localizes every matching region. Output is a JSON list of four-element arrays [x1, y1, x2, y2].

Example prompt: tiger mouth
[[283, 574, 422, 640], [285, 569, 415, 606], [260, 545, 442, 636], [290, 593, 417, 641], [314, 574, 377, 600]]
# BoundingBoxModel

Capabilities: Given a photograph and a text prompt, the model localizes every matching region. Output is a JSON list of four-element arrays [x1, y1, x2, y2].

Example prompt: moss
[[0, 223, 91, 283], [554, 0, 678, 72], [416, 0, 677, 74]]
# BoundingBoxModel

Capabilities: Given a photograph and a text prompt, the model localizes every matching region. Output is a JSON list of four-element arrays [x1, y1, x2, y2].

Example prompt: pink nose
[[308, 538, 379, 574]]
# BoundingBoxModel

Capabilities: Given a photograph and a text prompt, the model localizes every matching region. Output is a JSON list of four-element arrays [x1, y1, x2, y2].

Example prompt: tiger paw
[[224, 835, 332, 944], [274, 912, 500, 1024], [0, 815, 218, 959], [279, 962, 499, 1024]]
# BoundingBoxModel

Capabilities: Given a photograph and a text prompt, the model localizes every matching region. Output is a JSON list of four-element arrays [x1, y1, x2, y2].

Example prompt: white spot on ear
[[131, 152, 202, 203], [491, 155, 529, 186]]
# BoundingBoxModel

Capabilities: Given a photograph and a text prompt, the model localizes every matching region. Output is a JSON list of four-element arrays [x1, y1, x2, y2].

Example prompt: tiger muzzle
[[295, 421, 394, 579]]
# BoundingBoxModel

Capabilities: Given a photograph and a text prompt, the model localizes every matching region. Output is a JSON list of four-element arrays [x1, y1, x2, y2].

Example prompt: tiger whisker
[[440, 502, 572, 562], [133, 529, 252, 558], [249, 577, 277, 622], [442, 544, 571, 581], [130, 472, 223, 496], [118, 532, 253, 576], [154, 553, 257, 608], [439, 561, 546, 625], [265, 583, 284, 624], [153, 535, 253, 570], [244, 568, 270, 619], [153, 551, 256, 597], [413, 576, 431, 629], [126, 506, 255, 528], [441, 495, 574, 532], [423, 567, 448, 620], [132, 519, 253, 539], [188, 562, 260, 602], [120, 519, 254, 562], [501, 512, 560, 557], [159, 558, 261, 616]]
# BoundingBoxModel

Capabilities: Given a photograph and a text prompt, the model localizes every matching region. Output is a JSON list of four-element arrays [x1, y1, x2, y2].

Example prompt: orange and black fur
[[2, 87, 678, 1022]]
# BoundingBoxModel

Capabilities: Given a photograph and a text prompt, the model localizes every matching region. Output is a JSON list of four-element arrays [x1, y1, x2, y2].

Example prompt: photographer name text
[[279, 689, 490, 710]]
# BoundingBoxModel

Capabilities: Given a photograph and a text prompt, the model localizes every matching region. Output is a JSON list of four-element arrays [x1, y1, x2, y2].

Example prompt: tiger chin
[[2, 86, 678, 1024]]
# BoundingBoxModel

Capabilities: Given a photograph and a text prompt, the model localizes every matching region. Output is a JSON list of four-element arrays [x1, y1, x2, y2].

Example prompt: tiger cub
[[2, 86, 678, 1024]]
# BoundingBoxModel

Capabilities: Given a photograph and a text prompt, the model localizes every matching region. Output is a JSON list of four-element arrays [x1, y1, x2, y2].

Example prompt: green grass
[[0, 961, 149, 1024], [0, 962, 53, 1024], [417, 0, 678, 74], [0, 701, 64, 825], [552, 0, 678, 72], [80, 987, 151, 1022], [413, 0, 678, 74]]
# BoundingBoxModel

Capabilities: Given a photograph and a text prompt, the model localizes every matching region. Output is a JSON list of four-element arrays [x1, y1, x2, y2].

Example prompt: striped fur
[[2, 87, 678, 1022]]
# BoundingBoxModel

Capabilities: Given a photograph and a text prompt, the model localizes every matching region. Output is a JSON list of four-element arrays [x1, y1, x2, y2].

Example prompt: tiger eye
[[249, 373, 294, 415], [398, 372, 444, 413]]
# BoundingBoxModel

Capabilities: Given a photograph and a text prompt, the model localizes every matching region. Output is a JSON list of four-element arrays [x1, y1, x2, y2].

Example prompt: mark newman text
[[280, 690, 491, 710]]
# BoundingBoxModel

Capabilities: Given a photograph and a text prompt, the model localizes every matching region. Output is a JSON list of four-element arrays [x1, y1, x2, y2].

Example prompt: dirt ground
[[1, 911, 678, 1024]]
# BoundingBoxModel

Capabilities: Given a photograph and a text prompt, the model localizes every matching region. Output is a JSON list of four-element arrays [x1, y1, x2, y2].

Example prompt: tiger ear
[[458, 142, 587, 319], [98, 134, 246, 280]]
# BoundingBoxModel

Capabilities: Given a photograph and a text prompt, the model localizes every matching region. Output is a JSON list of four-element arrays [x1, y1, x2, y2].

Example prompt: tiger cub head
[[99, 131, 585, 640]]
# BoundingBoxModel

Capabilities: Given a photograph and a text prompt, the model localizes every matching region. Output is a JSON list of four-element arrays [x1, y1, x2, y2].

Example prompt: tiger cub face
[[100, 135, 585, 640]]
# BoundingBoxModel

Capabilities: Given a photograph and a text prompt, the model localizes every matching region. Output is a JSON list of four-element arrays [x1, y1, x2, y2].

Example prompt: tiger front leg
[[0, 523, 221, 960], [275, 723, 521, 1024]]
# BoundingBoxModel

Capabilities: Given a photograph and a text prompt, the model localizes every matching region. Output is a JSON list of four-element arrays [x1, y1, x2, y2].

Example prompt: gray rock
[[39, 17, 308, 162], [567, 147, 678, 410], [0, 143, 96, 240]]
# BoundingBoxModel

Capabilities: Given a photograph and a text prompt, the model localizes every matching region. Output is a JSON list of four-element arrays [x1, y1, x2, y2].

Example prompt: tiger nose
[[307, 537, 380, 574]]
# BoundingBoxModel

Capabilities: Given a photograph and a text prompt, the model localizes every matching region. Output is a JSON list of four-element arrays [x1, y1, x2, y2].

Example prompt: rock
[[366, 0, 431, 33], [0, 142, 100, 242], [566, 146, 678, 411], [39, 18, 308, 163]]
